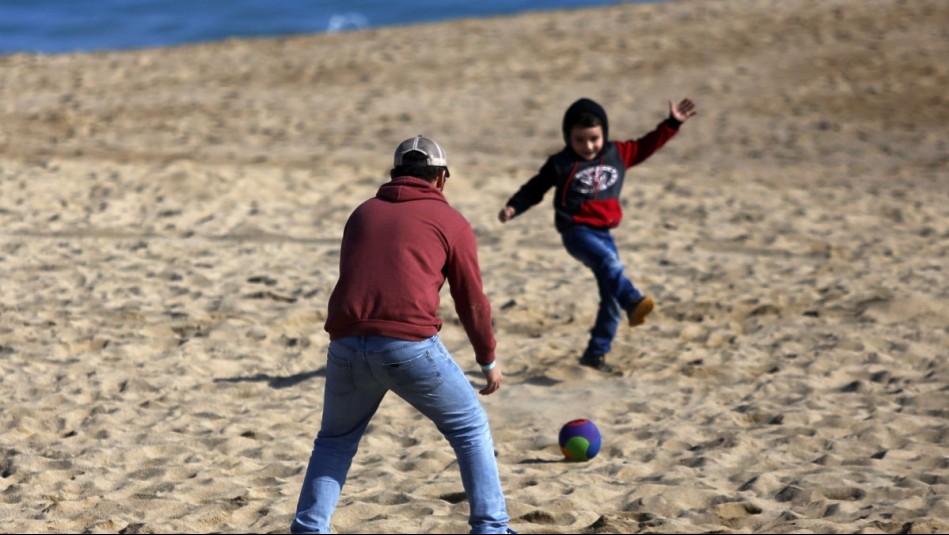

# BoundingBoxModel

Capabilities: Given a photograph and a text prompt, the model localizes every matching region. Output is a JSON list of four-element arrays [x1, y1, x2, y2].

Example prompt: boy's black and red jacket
[[505, 98, 681, 233]]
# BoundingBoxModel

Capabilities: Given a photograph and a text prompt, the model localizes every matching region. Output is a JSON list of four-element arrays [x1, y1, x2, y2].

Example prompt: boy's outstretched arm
[[619, 98, 698, 168], [669, 98, 698, 123], [498, 160, 557, 223]]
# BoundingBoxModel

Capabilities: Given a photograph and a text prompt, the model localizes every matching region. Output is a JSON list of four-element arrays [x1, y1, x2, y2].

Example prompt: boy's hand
[[498, 206, 516, 223], [669, 98, 698, 123]]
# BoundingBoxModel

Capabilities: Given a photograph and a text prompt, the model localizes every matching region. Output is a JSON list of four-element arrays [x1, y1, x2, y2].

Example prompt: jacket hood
[[562, 97, 610, 145], [377, 176, 446, 203]]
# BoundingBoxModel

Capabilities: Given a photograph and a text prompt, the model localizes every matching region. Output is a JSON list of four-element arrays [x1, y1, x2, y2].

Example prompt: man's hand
[[669, 98, 698, 123], [498, 206, 515, 223], [480, 366, 502, 395]]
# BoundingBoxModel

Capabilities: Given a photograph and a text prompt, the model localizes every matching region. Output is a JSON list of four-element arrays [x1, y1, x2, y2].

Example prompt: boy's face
[[570, 125, 604, 161]]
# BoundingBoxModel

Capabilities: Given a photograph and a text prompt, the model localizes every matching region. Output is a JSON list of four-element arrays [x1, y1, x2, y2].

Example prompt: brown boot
[[628, 296, 655, 327], [579, 354, 615, 373]]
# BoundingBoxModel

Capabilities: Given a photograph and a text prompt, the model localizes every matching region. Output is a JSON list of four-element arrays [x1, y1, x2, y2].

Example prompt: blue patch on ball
[[558, 419, 601, 462]]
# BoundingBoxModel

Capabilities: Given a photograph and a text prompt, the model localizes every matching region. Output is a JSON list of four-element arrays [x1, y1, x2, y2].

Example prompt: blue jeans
[[291, 335, 510, 534], [561, 225, 643, 357]]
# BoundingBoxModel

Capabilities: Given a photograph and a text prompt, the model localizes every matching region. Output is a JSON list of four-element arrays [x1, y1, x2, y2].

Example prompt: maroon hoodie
[[324, 177, 496, 366]]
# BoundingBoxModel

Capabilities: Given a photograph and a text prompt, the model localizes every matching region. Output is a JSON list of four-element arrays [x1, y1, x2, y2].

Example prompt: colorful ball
[[558, 419, 601, 462]]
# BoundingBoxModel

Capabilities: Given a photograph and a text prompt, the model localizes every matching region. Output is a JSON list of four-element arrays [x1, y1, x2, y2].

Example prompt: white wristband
[[480, 362, 496, 371]]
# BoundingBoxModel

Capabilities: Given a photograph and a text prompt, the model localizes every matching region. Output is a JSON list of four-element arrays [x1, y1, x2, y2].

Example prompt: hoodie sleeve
[[505, 158, 557, 216], [616, 118, 680, 168], [445, 220, 496, 366]]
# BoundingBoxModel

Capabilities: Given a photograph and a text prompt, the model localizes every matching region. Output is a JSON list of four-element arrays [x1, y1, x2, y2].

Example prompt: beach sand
[[1, 0, 947, 532]]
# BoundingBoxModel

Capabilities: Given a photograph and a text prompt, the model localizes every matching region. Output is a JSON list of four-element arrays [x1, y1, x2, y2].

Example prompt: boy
[[498, 97, 697, 371]]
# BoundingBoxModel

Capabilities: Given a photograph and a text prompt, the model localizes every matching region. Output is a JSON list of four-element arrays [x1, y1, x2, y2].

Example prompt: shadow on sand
[[214, 368, 326, 389]]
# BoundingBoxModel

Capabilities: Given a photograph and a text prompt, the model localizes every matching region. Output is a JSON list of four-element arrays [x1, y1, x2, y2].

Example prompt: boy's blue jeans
[[561, 225, 644, 357], [291, 334, 511, 535]]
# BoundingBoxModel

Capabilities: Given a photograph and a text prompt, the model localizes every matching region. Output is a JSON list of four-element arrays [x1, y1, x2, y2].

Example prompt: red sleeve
[[445, 222, 496, 366], [616, 120, 679, 168]]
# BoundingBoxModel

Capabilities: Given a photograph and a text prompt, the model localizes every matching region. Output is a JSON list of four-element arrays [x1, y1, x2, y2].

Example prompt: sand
[[1, 0, 947, 532]]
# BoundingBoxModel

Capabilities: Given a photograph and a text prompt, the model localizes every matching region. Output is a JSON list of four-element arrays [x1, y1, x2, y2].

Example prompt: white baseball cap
[[394, 135, 450, 177]]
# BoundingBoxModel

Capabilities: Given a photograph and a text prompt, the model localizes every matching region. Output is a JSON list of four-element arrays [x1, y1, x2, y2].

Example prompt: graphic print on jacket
[[551, 142, 627, 232], [560, 153, 623, 228]]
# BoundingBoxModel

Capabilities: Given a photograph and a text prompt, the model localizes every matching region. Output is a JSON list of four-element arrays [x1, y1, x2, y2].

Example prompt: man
[[292, 136, 513, 534]]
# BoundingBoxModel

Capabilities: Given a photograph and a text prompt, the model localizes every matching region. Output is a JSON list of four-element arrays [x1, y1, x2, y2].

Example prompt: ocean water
[[0, 0, 646, 55]]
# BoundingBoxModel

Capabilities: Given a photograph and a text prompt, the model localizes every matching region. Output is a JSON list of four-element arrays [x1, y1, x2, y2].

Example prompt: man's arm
[[445, 224, 505, 395], [445, 222, 499, 367]]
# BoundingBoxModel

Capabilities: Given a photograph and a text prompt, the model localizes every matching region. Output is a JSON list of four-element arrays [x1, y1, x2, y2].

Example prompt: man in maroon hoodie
[[292, 136, 513, 534]]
